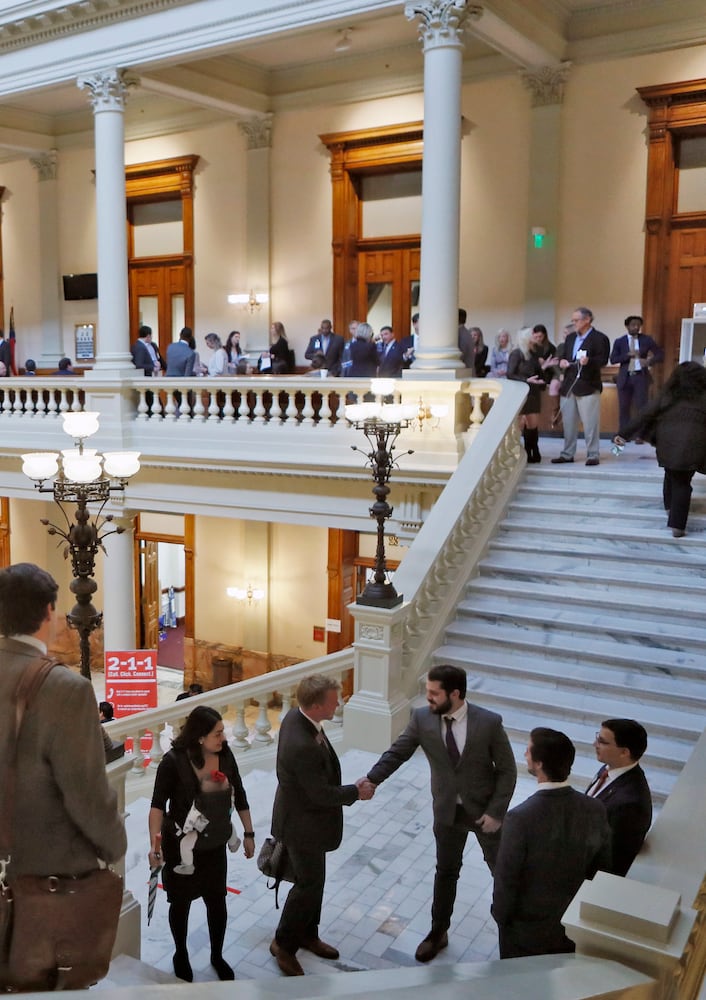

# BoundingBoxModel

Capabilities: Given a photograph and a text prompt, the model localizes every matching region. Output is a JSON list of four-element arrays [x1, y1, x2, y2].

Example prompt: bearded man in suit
[[365, 663, 517, 962], [270, 675, 374, 977], [610, 316, 664, 432], [588, 718, 652, 876], [492, 728, 611, 959]]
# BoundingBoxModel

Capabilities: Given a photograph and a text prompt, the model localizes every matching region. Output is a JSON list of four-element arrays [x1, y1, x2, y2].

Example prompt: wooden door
[[358, 244, 420, 339], [140, 540, 161, 651], [667, 223, 706, 349], [129, 262, 187, 361]]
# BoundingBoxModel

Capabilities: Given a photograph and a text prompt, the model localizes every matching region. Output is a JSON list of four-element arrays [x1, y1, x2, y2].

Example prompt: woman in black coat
[[616, 361, 706, 537], [149, 707, 255, 981], [347, 321, 379, 377], [508, 327, 547, 463]]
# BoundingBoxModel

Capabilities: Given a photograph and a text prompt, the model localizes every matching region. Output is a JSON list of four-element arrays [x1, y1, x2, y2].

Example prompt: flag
[[8, 306, 17, 375]]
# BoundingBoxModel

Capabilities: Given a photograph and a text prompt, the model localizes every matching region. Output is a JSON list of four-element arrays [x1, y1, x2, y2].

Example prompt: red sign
[[105, 650, 158, 763]]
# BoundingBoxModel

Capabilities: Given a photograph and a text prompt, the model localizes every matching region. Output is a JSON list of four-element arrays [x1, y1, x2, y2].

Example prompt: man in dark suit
[[492, 727, 611, 960], [366, 664, 517, 962], [131, 324, 163, 376], [270, 675, 373, 977], [551, 306, 610, 466], [0, 330, 11, 376], [610, 316, 664, 432], [304, 319, 344, 376], [588, 718, 652, 876], [377, 325, 405, 377]]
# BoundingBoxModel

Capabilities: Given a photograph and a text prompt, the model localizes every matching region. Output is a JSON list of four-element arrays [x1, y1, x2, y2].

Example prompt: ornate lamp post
[[346, 401, 414, 608], [21, 412, 140, 679]]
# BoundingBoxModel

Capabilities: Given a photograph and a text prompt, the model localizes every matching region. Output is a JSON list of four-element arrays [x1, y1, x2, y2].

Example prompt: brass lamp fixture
[[21, 411, 140, 679]]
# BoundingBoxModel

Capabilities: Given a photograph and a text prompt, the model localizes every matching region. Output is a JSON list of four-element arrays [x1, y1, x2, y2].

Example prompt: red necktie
[[589, 766, 609, 796]]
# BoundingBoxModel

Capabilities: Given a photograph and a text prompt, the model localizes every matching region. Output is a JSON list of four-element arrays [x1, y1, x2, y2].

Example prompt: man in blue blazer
[[588, 718, 652, 876], [366, 664, 517, 962], [270, 676, 373, 977], [166, 328, 196, 377], [610, 316, 664, 432], [493, 728, 611, 959]]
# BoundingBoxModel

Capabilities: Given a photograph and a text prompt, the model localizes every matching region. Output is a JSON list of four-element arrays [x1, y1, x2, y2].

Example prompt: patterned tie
[[444, 717, 460, 766], [589, 766, 609, 796]]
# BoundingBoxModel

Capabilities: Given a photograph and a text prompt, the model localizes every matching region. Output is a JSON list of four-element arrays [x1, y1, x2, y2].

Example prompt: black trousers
[[431, 805, 501, 934], [663, 468, 694, 530], [617, 371, 649, 430], [275, 845, 326, 953]]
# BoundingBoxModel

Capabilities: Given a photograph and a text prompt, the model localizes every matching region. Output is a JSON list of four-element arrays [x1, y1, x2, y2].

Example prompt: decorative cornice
[[520, 62, 572, 107], [29, 148, 57, 180], [0, 0, 193, 56], [78, 68, 137, 113], [405, 0, 480, 51], [238, 114, 273, 150]]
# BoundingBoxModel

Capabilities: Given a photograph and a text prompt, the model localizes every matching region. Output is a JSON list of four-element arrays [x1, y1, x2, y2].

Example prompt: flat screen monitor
[[62, 273, 98, 301]]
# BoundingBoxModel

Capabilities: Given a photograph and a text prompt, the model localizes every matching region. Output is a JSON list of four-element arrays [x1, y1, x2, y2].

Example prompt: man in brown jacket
[[0, 563, 126, 881]]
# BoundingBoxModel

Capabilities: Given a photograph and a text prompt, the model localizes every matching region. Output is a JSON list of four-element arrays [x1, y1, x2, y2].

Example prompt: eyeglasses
[[594, 732, 615, 746]]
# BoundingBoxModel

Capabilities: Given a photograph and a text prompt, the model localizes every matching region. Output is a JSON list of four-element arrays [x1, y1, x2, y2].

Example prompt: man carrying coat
[[365, 663, 517, 962]]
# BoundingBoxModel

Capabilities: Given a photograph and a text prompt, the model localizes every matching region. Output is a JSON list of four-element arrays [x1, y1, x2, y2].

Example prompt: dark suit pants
[[431, 805, 501, 934], [275, 845, 326, 954], [663, 468, 694, 531], [498, 921, 575, 960], [617, 370, 649, 429]]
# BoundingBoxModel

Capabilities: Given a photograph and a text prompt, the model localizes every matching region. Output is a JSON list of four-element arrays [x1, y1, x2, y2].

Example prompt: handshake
[[355, 777, 376, 801]]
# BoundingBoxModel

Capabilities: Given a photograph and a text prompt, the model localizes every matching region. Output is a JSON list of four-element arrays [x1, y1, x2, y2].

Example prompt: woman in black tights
[[149, 706, 255, 981]]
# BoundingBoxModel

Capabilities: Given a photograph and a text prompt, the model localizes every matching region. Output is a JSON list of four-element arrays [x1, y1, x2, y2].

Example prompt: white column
[[29, 150, 63, 368], [237, 116, 273, 350], [101, 510, 136, 655], [77, 69, 134, 376], [405, 0, 472, 375]]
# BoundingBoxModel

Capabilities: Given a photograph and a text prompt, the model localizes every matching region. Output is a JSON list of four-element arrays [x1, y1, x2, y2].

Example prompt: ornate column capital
[[521, 63, 572, 108], [238, 114, 273, 150], [405, 0, 479, 50], [30, 149, 58, 181], [77, 68, 137, 112]]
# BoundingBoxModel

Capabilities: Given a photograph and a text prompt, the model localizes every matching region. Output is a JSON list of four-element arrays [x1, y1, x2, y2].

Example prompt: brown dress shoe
[[269, 939, 305, 976], [415, 930, 448, 963], [301, 938, 339, 960]]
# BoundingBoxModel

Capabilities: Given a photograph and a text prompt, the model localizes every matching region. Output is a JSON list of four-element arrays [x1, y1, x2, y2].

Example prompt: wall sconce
[[227, 291, 269, 313], [227, 584, 265, 606], [410, 397, 448, 432]]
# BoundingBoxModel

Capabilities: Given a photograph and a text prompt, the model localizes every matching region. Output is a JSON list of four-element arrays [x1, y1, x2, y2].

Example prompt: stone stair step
[[466, 576, 706, 624], [444, 618, 705, 676], [499, 508, 706, 536], [434, 640, 706, 713], [490, 533, 706, 571], [454, 595, 706, 651]]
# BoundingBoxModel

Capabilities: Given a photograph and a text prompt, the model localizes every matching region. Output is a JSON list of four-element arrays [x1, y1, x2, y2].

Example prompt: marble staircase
[[435, 460, 706, 803]]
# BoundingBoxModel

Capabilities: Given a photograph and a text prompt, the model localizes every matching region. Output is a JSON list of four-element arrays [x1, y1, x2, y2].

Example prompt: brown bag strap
[[0, 656, 58, 876]]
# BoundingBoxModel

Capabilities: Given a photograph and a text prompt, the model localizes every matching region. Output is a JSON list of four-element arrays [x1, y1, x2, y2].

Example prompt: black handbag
[[0, 657, 123, 992], [256, 837, 296, 909]]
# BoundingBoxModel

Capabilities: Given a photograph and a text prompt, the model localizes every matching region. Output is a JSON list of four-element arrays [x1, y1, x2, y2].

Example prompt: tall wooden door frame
[[133, 513, 195, 671], [319, 122, 423, 337], [638, 78, 706, 369]]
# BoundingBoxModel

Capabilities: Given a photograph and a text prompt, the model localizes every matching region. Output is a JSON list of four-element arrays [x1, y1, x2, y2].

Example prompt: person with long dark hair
[[615, 360, 706, 537], [148, 706, 254, 982]]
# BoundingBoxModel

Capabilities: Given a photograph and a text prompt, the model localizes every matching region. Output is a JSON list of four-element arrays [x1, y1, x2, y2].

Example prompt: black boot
[[523, 428, 533, 461], [525, 427, 541, 463]]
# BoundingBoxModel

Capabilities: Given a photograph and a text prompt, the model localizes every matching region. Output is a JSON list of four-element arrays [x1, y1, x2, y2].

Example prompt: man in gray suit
[[492, 728, 611, 959], [166, 327, 196, 377], [366, 664, 517, 962], [0, 563, 126, 891]]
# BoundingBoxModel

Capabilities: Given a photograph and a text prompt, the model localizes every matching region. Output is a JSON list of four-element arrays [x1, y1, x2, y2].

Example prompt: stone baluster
[[222, 389, 235, 422], [164, 390, 177, 421], [238, 389, 250, 423], [300, 388, 315, 426], [130, 728, 147, 773], [285, 389, 299, 424], [231, 703, 251, 751], [135, 387, 150, 421], [208, 390, 220, 421], [280, 687, 292, 720], [147, 722, 165, 770], [253, 387, 267, 424], [253, 699, 274, 745], [192, 388, 205, 422], [470, 388, 485, 426], [318, 389, 332, 427]]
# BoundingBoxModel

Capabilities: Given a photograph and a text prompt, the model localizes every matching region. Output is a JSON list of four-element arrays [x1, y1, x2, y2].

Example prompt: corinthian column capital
[[238, 115, 273, 150], [521, 63, 572, 107], [77, 69, 137, 112], [405, 0, 480, 50], [30, 149, 58, 181]]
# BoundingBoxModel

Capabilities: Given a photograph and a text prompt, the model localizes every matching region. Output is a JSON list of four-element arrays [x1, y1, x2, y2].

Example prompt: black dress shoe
[[173, 951, 193, 982], [211, 954, 235, 980], [415, 930, 448, 963], [270, 939, 305, 976], [551, 456, 574, 464], [301, 938, 339, 960], [585, 457, 600, 466]]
